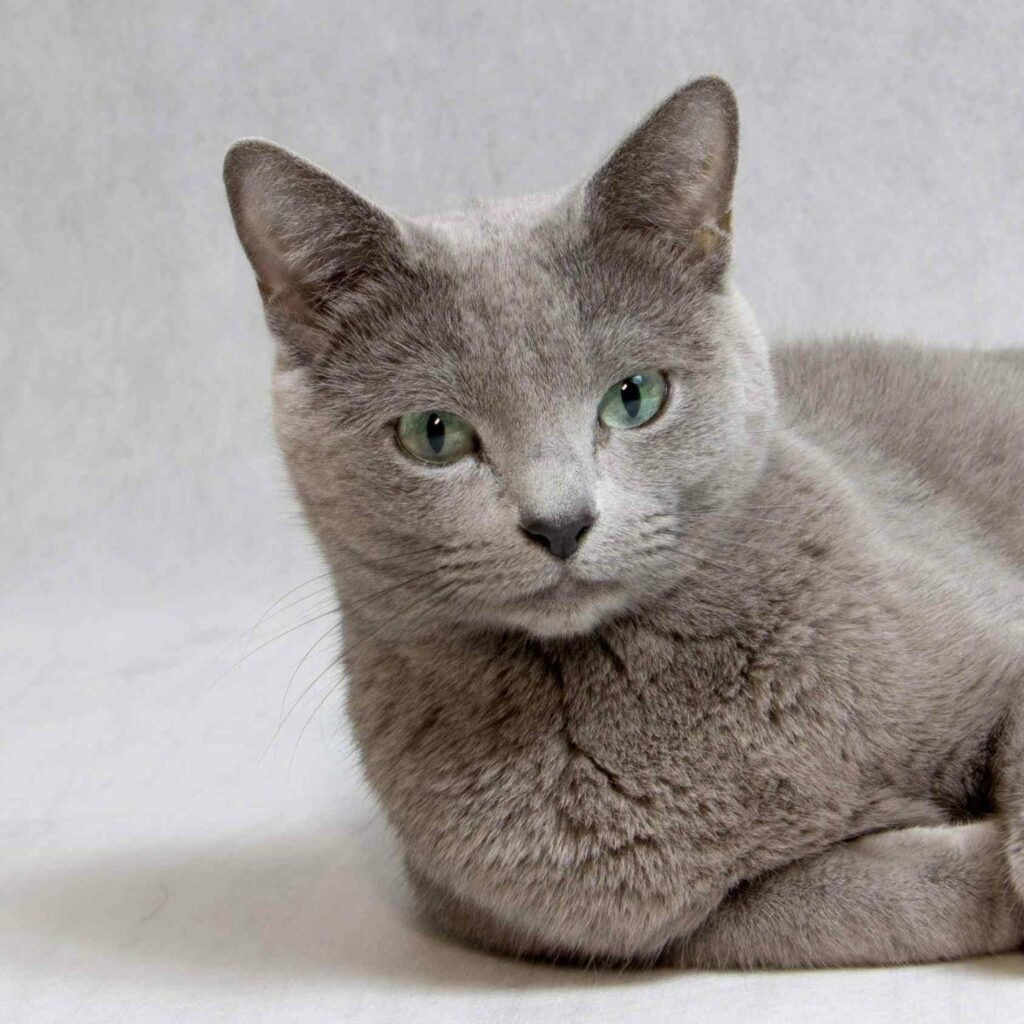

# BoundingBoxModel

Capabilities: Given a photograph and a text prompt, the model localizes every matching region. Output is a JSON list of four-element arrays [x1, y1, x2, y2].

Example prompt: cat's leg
[[998, 689, 1024, 901], [672, 821, 1023, 968]]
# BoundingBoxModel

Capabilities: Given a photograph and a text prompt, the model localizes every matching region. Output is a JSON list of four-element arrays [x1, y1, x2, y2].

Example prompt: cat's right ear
[[223, 139, 404, 356]]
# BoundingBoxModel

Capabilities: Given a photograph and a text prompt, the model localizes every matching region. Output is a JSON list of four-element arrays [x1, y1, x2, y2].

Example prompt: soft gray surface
[[3, 1, 1023, 1019]]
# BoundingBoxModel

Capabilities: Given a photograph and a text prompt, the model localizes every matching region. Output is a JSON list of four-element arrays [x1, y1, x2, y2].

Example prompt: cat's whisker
[[258, 585, 339, 626], [333, 550, 493, 602], [216, 558, 471, 694], [264, 556, 481, 656], [646, 519, 788, 558], [639, 527, 753, 574], [263, 650, 345, 769], [675, 511, 795, 528], [679, 532, 784, 557], [722, 502, 839, 512], [239, 570, 334, 659], [207, 605, 341, 692], [282, 576, 471, 773], [679, 550, 752, 576], [276, 618, 346, 743], [288, 681, 344, 774], [266, 565, 479, 765], [213, 606, 344, 685], [638, 542, 738, 597], [685, 528, 833, 564], [334, 540, 458, 570]]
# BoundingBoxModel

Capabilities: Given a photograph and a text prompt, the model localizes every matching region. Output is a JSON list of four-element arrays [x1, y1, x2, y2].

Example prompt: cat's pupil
[[621, 377, 642, 419], [426, 413, 446, 454]]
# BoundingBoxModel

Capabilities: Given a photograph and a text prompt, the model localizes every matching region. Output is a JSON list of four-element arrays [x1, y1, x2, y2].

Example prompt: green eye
[[598, 371, 668, 429], [396, 410, 477, 464]]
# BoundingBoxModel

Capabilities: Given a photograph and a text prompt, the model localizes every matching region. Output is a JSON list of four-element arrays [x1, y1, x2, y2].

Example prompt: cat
[[223, 76, 1024, 968]]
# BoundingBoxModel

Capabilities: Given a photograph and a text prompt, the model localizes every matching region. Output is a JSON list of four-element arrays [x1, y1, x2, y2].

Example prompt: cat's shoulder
[[768, 337, 1024, 556], [770, 336, 1024, 429]]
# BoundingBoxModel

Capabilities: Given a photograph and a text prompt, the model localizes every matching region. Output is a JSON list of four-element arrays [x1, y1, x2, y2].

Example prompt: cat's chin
[[488, 580, 631, 639]]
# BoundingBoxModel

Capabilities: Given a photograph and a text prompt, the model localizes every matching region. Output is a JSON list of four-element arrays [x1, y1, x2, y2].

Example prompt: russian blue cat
[[224, 77, 1024, 967]]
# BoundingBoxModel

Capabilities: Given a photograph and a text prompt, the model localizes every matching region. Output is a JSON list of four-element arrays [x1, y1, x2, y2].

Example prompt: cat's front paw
[[955, 819, 1024, 954]]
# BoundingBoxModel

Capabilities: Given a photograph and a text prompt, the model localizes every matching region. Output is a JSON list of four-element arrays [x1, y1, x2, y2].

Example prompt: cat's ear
[[585, 76, 738, 284], [224, 139, 404, 355]]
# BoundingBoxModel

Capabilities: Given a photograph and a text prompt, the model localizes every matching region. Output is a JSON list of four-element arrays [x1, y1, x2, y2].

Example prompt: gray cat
[[223, 77, 1024, 968]]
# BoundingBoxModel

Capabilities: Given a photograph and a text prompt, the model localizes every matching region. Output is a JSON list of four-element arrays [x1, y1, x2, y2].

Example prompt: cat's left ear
[[585, 76, 738, 284]]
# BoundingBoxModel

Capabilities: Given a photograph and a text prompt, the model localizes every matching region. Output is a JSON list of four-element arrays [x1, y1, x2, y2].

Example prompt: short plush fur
[[224, 77, 1024, 967]]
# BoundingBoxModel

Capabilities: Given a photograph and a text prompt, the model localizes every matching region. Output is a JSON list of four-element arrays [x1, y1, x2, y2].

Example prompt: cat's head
[[225, 77, 774, 641]]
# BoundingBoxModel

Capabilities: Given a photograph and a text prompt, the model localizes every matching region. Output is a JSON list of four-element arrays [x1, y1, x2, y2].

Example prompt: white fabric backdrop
[[3, 2, 1023, 1020]]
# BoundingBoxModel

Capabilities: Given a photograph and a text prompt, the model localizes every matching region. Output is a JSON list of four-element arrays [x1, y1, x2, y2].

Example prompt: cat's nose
[[521, 513, 595, 560]]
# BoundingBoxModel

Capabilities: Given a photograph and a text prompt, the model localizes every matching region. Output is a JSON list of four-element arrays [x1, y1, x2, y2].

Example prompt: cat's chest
[[548, 623, 878, 873], [355, 616, 867, 875], [551, 624, 849, 799]]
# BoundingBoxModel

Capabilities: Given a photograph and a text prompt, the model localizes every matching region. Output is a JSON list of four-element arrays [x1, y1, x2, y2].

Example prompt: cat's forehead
[[395, 196, 599, 383], [415, 190, 567, 240], [330, 194, 712, 422], [407, 198, 703, 374], [414, 194, 579, 311]]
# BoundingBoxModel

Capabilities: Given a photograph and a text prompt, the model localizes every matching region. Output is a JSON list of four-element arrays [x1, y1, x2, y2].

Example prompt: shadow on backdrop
[[0, 819, 687, 992]]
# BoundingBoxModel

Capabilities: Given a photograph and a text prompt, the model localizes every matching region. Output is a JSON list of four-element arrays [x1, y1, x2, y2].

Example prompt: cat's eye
[[396, 410, 478, 464], [598, 371, 668, 430]]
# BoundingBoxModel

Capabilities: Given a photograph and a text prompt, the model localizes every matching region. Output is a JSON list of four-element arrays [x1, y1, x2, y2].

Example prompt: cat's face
[[227, 76, 776, 960], [227, 77, 773, 642]]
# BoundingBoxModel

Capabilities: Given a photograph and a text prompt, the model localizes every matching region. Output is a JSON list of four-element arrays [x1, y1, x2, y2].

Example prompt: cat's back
[[772, 338, 1024, 563]]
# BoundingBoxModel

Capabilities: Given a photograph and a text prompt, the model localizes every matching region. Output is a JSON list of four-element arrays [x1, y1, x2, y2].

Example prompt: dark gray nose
[[521, 513, 595, 560]]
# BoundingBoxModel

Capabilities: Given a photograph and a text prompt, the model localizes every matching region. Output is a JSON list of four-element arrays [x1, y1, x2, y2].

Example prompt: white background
[[2, 2, 1023, 1020]]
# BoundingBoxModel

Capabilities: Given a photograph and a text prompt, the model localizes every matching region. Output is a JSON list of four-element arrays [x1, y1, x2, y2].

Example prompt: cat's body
[[341, 339, 1024, 965], [226, 79, 1024, 967]]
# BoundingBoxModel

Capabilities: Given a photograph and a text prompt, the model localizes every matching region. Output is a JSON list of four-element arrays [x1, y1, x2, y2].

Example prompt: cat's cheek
[[378, 444, 504, 523]]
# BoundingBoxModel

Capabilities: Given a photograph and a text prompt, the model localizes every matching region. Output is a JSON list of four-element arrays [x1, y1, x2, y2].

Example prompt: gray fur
[[224, 77, 1024, 967]]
